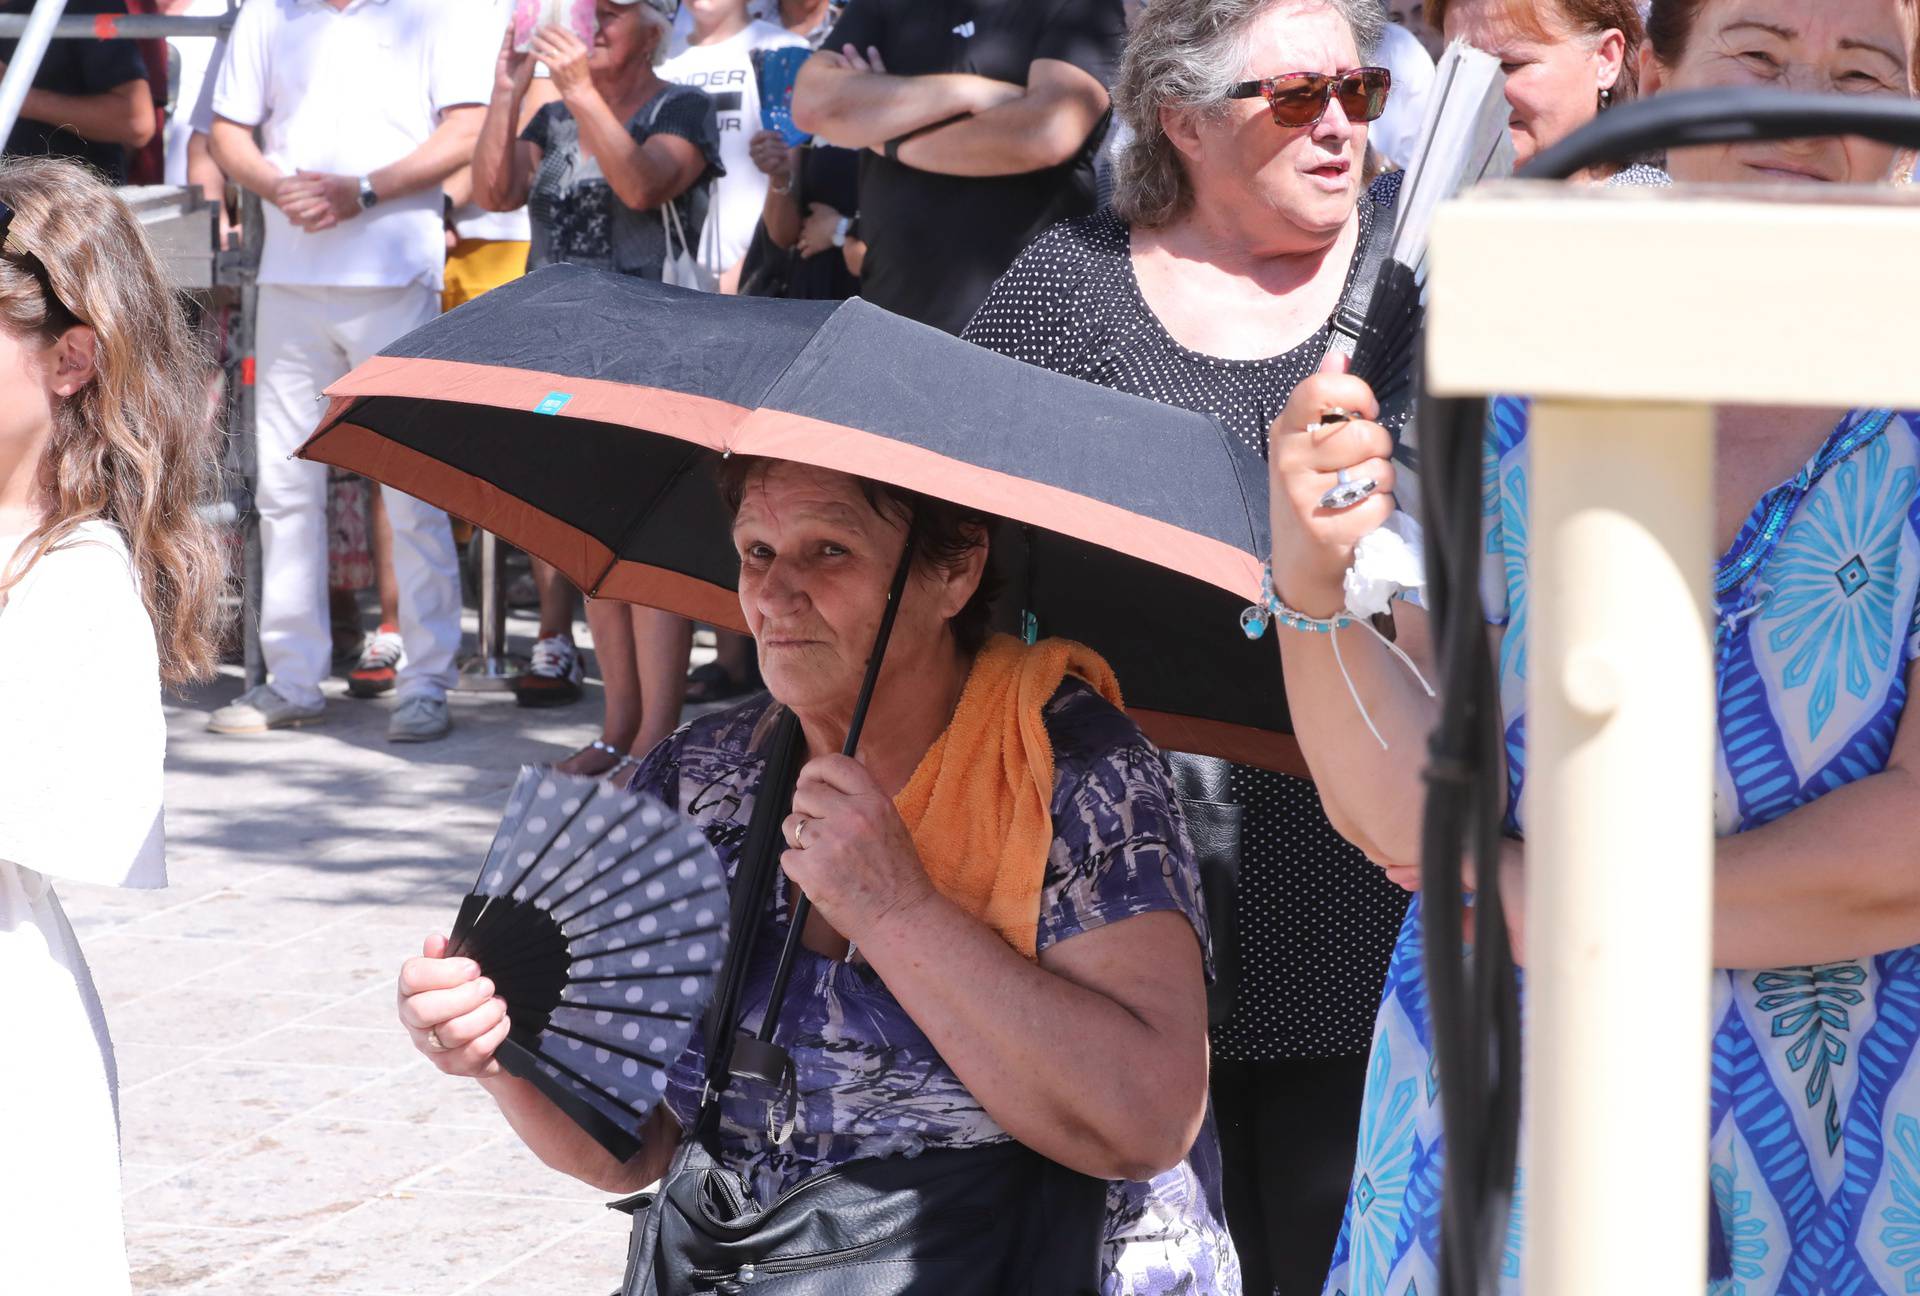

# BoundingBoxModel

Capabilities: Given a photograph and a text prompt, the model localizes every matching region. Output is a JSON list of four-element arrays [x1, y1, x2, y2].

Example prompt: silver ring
[[1319, 470, 1379, 510], [793, 816, 808, 850], [427, 1029, 446, 1051]]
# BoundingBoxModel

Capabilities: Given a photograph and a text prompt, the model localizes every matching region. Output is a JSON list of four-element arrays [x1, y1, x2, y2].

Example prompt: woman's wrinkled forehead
[[1242, 0, 1363, 77], [1671, 0, 1918, 75], [731, 462, 900, 536]]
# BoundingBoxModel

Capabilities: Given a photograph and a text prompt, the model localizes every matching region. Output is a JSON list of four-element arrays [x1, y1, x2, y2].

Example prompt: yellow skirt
[[443, 238, 531, 313]]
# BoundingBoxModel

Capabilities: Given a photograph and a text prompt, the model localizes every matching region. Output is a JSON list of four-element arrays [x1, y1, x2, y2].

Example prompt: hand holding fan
[[1326, 41, 1513, 616], [449, 767, 729, 1160], [1336, 41, 1513, 452], [753, 45, 814, 148]]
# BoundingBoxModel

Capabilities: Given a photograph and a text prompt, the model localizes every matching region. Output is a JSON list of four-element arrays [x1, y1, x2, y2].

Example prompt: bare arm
[[790, 46, 1021, 149], [208, 115, 284, 201], [479, 1073, 681, 1193], [860, 900, 1209, 1180], [1267, 362, 1452, 876], [754, 134, 802, 250], [397, 937, 678, 1195], [474, 29, 559, 213], [893, 58, 1109, 177], [570, 87, 706, 213], [538, 30, 706, 213], [1279, 606, 1448, 881], [186, 131, 237, 248], [787, 756, 1210, 1182], [260, 104, 487, 234], [19, 77, 154, 148], [365, 104, 485, 202], [1710, 659, 1920, 968]]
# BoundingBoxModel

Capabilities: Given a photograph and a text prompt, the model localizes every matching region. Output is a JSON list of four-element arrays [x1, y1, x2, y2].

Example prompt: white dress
[[0, 522, 166, 1296]]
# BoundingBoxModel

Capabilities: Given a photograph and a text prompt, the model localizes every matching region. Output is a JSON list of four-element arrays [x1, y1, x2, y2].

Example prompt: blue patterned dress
[[629, 681, 1242, 1295], [1323, 402, 1920, 1295]]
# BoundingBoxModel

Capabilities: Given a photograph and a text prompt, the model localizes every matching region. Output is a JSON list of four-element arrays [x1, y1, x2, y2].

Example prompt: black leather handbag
[[1167, 752, 1244, 1026], [613, 711, 1107, 1296]]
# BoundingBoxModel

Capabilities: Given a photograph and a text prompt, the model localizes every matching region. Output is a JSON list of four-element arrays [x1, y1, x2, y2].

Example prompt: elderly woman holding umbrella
[[395, 450, 1240, 1291]]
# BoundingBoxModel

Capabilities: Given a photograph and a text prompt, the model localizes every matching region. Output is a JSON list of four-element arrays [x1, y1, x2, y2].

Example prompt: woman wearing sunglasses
[[0, 157, 223, 1292], [963, 1, 1405, 1291]]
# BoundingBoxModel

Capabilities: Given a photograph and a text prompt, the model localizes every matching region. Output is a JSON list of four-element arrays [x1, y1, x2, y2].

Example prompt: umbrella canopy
[[300, 264, 1303, 773]]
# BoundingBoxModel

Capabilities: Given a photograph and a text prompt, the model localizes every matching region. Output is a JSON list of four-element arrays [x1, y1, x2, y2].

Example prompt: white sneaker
[[388, 694, 451, 743], [512, 635, 584, 708], [208, 683, 326, 734]]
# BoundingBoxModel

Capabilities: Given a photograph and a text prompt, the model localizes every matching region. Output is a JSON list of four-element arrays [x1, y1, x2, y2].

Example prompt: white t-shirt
[[669, 2, 838, 54], [661, 20, 807, 271], [1370, 22, 1437, 173], [163, 0, 230, 187], [210, 0, 496, 290]]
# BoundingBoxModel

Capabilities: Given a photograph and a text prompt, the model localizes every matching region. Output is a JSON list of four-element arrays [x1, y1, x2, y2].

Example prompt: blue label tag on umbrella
[[534, 392, 573, 416]]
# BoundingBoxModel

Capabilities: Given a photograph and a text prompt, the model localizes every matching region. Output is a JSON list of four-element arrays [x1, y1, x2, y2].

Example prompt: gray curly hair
[[1114, 0, 1387, 228]]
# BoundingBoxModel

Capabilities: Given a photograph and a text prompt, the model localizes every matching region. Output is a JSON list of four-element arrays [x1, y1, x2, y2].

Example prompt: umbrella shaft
[[758, 527, 917, 1043]]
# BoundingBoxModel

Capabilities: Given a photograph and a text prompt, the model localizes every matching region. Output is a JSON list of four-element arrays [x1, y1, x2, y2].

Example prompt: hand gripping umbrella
[[298, 263, 1295, 772]]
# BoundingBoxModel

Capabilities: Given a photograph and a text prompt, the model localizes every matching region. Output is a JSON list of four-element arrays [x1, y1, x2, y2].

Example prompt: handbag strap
[[660, 195, 692, 262], [644, 87, 694, 264], [691, 707, 804, 1142], [1325, 184, 1396, 360]]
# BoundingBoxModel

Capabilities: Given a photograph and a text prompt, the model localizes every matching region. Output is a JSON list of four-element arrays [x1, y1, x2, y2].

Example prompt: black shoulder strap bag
[[614, 709, 1107, 1296]]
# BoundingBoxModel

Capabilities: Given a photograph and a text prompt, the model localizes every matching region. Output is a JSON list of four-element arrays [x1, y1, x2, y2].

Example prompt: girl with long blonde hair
[[0, 155, 225, 1293]]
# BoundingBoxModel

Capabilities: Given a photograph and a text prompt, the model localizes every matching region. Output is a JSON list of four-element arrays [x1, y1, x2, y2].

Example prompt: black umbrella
[[300, 263, 1302, 774]]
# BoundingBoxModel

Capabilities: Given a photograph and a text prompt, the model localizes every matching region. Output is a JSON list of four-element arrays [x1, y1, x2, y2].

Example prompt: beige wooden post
[[1423, 183, 1920, 1293]]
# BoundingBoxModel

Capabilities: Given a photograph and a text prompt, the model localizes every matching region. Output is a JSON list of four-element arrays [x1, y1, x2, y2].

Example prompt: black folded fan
[[448, 767, 729, 1160]]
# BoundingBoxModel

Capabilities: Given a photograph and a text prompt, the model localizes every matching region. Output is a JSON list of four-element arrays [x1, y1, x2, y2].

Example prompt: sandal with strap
[[556, 738, 638, 782]]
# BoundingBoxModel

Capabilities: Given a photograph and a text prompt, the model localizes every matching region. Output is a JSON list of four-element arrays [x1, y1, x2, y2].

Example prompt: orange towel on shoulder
[[893, 634, 1124, 960]]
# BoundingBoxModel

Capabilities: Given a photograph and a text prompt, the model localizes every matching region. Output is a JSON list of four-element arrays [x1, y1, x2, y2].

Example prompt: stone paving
[[58, 612, 716, 1295]]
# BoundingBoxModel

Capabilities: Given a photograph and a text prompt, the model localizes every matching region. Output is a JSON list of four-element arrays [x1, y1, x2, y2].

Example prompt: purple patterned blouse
[[628, 681, 1242, 1294]]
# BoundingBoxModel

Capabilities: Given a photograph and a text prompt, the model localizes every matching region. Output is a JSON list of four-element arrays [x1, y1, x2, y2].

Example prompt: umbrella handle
[[753, 524, 918, 1047]]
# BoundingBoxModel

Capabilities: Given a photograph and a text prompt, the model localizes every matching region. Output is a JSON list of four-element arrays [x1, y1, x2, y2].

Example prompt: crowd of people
[[2, 0, 1918, 1292]]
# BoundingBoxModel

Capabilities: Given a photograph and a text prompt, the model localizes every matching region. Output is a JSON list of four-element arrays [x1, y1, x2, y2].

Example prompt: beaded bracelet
[[1240, 562, 1354, 640]]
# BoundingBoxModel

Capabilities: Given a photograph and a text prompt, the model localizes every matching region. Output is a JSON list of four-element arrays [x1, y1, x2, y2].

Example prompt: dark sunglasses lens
[[1338, 70, 1391, 122], [1265, 77, 1331, 127]]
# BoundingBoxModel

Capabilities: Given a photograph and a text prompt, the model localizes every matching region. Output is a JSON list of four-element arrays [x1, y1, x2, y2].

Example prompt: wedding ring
[[787, 814, 808, 850], [427, 1029, 447, 1051], [1320, 467, 1379, 511], [1306, 407, 1357, 436]]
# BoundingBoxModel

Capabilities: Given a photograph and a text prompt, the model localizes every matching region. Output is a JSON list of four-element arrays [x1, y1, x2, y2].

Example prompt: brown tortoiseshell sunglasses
[[1226, 67, 1393, 129]]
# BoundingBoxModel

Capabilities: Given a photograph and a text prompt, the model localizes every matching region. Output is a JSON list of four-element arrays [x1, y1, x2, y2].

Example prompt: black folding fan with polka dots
[[448, 767, 729, 1160]]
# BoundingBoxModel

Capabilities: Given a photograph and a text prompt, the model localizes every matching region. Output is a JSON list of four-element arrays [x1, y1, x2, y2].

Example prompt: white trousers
[[255, 284, 461, 706]]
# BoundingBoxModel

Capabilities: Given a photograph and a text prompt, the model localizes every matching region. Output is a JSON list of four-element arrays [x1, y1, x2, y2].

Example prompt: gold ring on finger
[[1307, 407, 1358, 436], [427, 1029, 446, 1051], [794, 817, 809, 850]]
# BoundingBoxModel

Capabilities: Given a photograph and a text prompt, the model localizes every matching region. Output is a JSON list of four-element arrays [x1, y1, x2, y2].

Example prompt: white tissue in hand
[[1344, 511, 1426, 618]]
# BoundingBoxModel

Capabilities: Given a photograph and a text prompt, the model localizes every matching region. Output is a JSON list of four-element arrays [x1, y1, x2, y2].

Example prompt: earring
[[1598, 86, 1614, 110]]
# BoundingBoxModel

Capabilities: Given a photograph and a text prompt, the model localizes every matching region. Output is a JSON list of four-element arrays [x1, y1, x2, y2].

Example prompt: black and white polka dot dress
[[962, 175, 1412, 1060]]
